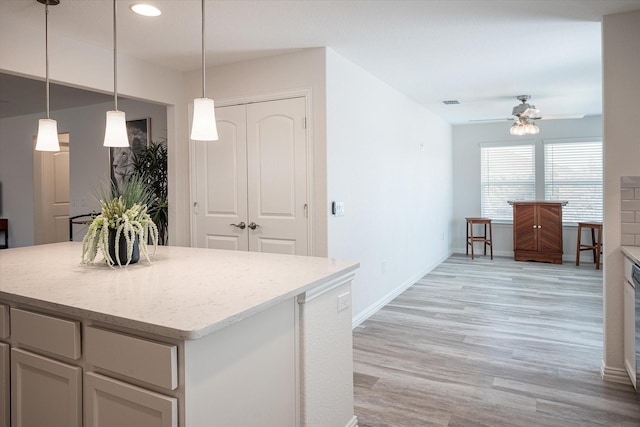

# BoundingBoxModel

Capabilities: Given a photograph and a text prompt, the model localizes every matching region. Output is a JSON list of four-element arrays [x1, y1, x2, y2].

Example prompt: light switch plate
[[335, 201, 345, 217]]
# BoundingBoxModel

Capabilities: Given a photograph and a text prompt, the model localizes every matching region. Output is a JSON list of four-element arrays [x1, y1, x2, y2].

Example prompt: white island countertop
[[621, 246, 640, 265], [0, 242, 359, 340]]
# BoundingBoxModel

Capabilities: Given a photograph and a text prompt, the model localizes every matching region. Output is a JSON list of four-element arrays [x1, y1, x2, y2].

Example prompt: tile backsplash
[[621, 176, 640, 246]]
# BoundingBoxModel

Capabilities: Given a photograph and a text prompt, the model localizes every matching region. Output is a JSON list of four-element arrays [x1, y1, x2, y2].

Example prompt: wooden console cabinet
[[512, 201, 564, 264]]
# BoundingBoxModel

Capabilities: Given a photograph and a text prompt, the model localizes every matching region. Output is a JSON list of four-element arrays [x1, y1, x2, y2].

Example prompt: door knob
[[248, 222, 260, 230], [230, 222, 246, 230]]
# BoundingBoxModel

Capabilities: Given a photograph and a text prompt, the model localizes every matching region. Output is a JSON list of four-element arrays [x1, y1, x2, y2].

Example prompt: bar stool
[[576, 222, 602, 269], [466, 217, 493, 260]]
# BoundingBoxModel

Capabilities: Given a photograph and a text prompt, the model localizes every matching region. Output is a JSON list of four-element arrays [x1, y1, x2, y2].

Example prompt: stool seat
[[466, 217, 493, 260], [576, 222, 602, 269]]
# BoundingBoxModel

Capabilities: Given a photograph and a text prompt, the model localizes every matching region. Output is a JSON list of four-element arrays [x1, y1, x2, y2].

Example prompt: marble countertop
[[621, 246, 640, 265], [0, 243, 359, 340]]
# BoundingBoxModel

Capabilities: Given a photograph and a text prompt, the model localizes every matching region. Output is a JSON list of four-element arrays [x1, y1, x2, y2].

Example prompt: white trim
[[542, 136, 602, 145], [351, 252, 452, 329], [345, 415, 359, 427], [297, 271, 357, 304], [601, 360, 632, 385], [479, 139, 536, 148], [624, 359, 637, 390]]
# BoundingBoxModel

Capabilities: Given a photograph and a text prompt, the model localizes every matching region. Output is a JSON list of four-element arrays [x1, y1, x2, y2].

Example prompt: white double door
[[192, 97, 308, 255]]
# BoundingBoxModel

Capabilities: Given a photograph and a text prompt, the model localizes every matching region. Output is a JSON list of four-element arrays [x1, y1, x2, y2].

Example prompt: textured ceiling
[[2, 0, 640, 123]]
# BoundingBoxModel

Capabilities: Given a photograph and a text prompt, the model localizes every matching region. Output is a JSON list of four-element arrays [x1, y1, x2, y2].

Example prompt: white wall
[[0, 99, 167, 247], [325, 49, 453, 323], [183, 48, 329, 256], [601, 9, 640, 383], [0, 9, 187, 246], [452, 116, 603, 259]]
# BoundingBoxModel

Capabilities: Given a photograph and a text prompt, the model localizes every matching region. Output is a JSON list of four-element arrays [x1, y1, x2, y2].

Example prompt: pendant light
[[35, 0, 60, 152], [190, 0, 218, 141], [103, 0, 129, 147]]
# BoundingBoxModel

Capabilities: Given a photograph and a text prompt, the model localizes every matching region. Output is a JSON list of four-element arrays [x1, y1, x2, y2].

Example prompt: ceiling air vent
[[442, 100, 460, 105]]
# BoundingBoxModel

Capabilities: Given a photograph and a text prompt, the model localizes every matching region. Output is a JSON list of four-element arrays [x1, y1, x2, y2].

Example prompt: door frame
[[188, 88, 315, 256]]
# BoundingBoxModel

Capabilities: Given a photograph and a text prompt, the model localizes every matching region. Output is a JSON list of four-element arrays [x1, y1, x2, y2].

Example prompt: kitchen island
[[0, 242, 359, 427]]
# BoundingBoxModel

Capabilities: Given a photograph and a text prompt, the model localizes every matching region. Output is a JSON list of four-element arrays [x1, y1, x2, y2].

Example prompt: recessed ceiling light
[[130, 3, 161, 17]]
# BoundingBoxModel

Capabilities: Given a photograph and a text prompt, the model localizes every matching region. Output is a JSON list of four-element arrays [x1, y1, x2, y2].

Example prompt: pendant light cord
[[201, 0, 206, 98], [45, 3, 50, 119], [113, 0, 118, 111]]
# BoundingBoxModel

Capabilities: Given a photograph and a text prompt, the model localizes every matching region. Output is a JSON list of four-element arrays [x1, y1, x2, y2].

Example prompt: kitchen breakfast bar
[[0, 242, 359, 427]]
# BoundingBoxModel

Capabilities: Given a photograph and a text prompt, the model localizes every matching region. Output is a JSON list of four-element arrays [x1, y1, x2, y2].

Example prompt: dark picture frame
[[109, 118, 150, 187]]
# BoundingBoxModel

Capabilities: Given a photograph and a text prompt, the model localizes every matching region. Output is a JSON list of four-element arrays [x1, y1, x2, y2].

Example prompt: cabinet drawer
[[85, 372, 177, 427], [11, 308, 81, 360], [0, 305, 8, 339], [85, 326, 177, 390]]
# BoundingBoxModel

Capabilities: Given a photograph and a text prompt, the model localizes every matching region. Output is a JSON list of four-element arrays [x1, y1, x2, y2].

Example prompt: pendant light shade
[[35, 0, 60, 152], [104, 0, 129, 147], [104, 110, 129, 147], [190, 0, 218, 141], [191, 98, 218, 141], [35, 118, 60, 151]]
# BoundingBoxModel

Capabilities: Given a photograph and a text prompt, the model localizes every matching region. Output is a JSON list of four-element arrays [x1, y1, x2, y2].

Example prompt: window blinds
[[544, 140, 603, 223], [481, 144, 535, 221]]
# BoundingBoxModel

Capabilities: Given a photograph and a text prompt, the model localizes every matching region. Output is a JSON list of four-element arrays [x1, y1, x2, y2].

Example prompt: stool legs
[[576, 224, 582, 266], [466, 219, 493, 260], [576, 223, 602, 269]]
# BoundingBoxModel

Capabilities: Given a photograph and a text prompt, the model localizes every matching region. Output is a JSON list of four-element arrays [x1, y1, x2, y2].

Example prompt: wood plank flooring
[[353, 254, 640, 426]]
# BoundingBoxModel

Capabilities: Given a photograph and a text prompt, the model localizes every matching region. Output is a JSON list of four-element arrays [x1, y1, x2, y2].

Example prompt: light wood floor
[[353, 254, 640, 426]]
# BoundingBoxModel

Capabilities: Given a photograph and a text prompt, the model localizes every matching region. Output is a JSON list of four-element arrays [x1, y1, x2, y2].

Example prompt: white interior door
[[247, 97, 308, 255], [34, 134, 70, 244], [192, 105, 248, 250], [191, 97, 308, 255]]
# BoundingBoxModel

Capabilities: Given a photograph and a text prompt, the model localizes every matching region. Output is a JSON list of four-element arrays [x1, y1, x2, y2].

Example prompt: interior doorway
[[33, 133, 70, 244]]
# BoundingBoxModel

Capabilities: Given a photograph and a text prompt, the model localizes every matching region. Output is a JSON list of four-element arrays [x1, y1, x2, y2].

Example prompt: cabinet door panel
[[513, 204, 536, 251], [624, 280, 636, 389], [11, 348, 81, 427], [538, 205, 563, 253], [85, 372, 177, 427], [0, 343, 8, 427]]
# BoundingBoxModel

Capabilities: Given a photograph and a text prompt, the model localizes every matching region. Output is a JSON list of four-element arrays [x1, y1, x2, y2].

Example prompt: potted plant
[[132, 140, 168, 245], [81, 175, 159, 267]]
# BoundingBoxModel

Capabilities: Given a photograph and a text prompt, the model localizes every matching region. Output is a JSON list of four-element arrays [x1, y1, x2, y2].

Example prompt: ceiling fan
[[470, 95, 585, 122], [470, 95, 585, 135]]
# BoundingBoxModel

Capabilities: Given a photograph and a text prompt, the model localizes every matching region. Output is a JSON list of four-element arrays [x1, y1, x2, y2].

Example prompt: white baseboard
[[601, 360, 632, 385], [351, 251, 452, 329], [345, 415, 358, 427], [452, 248, 512, 258]]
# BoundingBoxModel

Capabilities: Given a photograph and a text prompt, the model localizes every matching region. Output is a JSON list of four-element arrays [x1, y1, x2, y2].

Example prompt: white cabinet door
[[85, 372, 177, 427], [11, 348, 82, 427], [624, 280, 636, 389], [0, 343, 8, 427]]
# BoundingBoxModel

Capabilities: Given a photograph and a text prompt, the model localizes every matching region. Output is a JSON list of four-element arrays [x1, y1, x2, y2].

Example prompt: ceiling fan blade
[[533, 114, 585, 120], [469, 117, 513, 123]]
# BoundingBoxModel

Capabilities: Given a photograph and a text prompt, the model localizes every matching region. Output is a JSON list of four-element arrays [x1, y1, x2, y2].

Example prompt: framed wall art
[[109, 118, 150, 187]]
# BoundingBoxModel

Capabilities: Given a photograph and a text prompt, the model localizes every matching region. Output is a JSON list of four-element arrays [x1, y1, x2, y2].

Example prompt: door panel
[[247, 98, 308, 255], [192, 97, 308, 256], [34, 141, 70, 244], [193, 105, 248, 251], [11, 348, 81, 427], [538, 205, 562, 252], [1, 343, 8, 427], [513, 204, 536, 251]]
